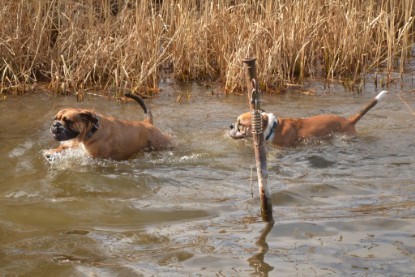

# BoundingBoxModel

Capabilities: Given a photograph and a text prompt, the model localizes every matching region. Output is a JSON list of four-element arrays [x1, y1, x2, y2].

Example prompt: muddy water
[[0, 81, 414, 276]]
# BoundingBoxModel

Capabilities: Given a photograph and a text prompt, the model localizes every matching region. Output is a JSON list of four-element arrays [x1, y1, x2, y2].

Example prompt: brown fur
[[47, 94, 172, 160], [229, 91, 388, 146]]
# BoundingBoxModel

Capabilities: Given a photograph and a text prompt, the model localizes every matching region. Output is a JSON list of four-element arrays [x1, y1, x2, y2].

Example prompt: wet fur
[[229, 91, 388, 147], [47, 93, 172, 160]]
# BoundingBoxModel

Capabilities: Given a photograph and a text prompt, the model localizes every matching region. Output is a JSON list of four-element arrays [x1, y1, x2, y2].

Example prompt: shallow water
[[1, 81, 414, 276]]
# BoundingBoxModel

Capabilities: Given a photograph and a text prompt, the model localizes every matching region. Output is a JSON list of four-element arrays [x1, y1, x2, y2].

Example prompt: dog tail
[[124, 92, 153, 124], [349, 90, 388, 125]]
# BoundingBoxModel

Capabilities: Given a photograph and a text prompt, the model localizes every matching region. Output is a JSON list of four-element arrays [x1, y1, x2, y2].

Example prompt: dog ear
[[80, 111, 98, 125]]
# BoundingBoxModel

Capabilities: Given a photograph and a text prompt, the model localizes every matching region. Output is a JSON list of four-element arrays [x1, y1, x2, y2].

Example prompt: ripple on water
[[1, 89, 415, 276], [9, 140, 35, 158]]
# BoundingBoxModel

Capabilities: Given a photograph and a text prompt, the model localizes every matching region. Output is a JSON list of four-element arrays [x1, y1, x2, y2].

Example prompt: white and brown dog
[[228, 90, 388, 146], [47, 93, 172, 160]]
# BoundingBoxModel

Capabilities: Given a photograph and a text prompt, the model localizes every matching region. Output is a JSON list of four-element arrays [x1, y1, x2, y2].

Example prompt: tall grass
[[1, 0, 414, 95]]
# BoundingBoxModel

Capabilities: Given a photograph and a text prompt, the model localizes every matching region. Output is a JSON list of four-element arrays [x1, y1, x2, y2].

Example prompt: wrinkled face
[[50, 109, 98, 141], [228, 112, 270, 139], [228, 112, 253, 139]]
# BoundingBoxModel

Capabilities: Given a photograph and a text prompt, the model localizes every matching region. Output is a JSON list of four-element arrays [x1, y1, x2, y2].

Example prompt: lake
[[0, 79, 414, 276]]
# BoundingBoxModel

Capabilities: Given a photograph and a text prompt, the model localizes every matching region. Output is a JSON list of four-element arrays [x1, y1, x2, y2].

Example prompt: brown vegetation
[[0, 0, 414, 96]]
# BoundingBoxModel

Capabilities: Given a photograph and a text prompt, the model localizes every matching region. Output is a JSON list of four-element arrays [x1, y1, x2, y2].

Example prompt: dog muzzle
[[228, 123, 248, 139], [50, 121, 79, 141]]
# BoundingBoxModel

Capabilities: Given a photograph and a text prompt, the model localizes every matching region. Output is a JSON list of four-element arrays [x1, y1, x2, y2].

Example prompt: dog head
[[228, 111, 271, 139], [50, 108, 99, 141]]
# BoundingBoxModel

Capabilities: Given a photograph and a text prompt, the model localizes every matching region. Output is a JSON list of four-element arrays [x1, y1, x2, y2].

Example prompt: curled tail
[[349, 90, 388, 125], [124, 92, 153, 124]]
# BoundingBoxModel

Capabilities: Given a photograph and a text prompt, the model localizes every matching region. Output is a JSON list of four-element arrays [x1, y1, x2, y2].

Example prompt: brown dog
[[47, 93, 172, 160], [228, 90, 388, 146]]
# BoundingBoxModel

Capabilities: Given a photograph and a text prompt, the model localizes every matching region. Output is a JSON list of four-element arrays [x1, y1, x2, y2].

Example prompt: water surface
[[1, 81, 414, 276]]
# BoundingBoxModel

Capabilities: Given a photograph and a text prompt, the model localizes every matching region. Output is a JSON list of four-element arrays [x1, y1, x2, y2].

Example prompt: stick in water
[[243, 58, 273, 222]]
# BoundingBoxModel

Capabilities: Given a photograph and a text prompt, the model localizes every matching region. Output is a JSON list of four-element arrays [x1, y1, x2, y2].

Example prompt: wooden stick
[[243, 58, 274, 222]]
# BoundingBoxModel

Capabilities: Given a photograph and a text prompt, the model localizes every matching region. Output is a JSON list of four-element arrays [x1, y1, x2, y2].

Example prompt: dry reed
[[0, 0, 414, 95]]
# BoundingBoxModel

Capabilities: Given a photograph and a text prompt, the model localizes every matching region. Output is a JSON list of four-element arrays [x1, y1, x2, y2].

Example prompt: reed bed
[[1, 0, 414, 95]]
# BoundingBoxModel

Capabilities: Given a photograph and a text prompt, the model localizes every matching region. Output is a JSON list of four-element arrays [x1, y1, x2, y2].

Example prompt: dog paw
[[42, 149, 59, 161]]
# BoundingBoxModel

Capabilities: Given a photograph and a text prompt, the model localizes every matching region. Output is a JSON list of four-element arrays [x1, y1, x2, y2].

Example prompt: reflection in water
[[0, 82, 414, 275], [248, 221, 275, 276]]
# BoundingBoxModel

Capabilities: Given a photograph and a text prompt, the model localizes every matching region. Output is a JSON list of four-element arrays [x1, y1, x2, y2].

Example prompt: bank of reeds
[[1, 0, 414, 95]]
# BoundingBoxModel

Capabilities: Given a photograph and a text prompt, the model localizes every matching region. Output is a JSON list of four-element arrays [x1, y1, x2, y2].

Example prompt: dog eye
[[62, 117, 73, 126]]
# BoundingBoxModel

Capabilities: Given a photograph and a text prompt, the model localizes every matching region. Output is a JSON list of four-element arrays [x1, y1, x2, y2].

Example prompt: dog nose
[[229, 124, 234, 129], [51, 121, 64, 133], [52, 121, 63, 128]]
